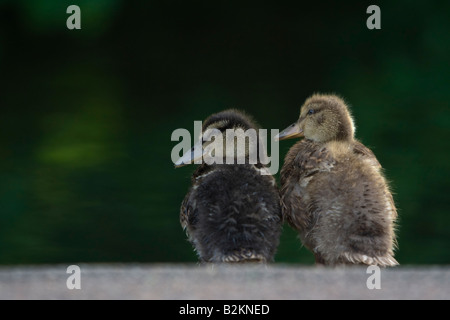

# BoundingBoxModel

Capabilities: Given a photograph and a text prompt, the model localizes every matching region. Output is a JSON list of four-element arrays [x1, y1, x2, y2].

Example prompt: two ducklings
[[176, 94, 398, 266]]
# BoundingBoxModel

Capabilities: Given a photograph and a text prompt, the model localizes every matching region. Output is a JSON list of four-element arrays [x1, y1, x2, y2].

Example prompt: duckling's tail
[[221, 249, 267, 263], [342, 252, 399, 267]]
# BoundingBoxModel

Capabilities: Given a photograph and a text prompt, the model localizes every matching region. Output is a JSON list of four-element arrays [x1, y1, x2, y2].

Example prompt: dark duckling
[[175, 109, 282, 263], [276, 94, 398, 267]]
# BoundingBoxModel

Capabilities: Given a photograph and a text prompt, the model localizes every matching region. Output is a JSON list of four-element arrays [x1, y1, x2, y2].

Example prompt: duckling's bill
[[174, 140, 204, 167], [275, 123, 304, 141]]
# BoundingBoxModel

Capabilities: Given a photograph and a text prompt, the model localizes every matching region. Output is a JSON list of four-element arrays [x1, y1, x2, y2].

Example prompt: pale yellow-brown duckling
[[276, 94, 398, 267]]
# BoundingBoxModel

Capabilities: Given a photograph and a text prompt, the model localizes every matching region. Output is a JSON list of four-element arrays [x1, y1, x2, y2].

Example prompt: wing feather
[[280, 140, 335, 232]]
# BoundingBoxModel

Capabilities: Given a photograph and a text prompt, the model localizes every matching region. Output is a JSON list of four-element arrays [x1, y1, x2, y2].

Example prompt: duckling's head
[[202, 109, 257, 133], [175, 109, 262, 167], [276, 94, 355, 143]]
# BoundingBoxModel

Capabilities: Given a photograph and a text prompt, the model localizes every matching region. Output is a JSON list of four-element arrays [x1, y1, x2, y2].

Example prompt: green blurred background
[[0, 1, 449, 265]]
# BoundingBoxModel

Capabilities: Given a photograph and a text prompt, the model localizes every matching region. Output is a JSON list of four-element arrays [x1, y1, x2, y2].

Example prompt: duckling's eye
[[307, 109, 315, 115]]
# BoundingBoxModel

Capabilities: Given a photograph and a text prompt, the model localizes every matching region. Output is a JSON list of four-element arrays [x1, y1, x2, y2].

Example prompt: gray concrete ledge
[[0, 264, 449, 300]]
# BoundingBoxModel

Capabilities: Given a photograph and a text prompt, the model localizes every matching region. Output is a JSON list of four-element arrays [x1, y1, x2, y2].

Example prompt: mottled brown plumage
[[277, 94, 398, 266]]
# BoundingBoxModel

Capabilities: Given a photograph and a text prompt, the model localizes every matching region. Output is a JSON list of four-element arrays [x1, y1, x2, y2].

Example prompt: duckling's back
[[281, 139, 398, 266], [181, 164, 282, 263]]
